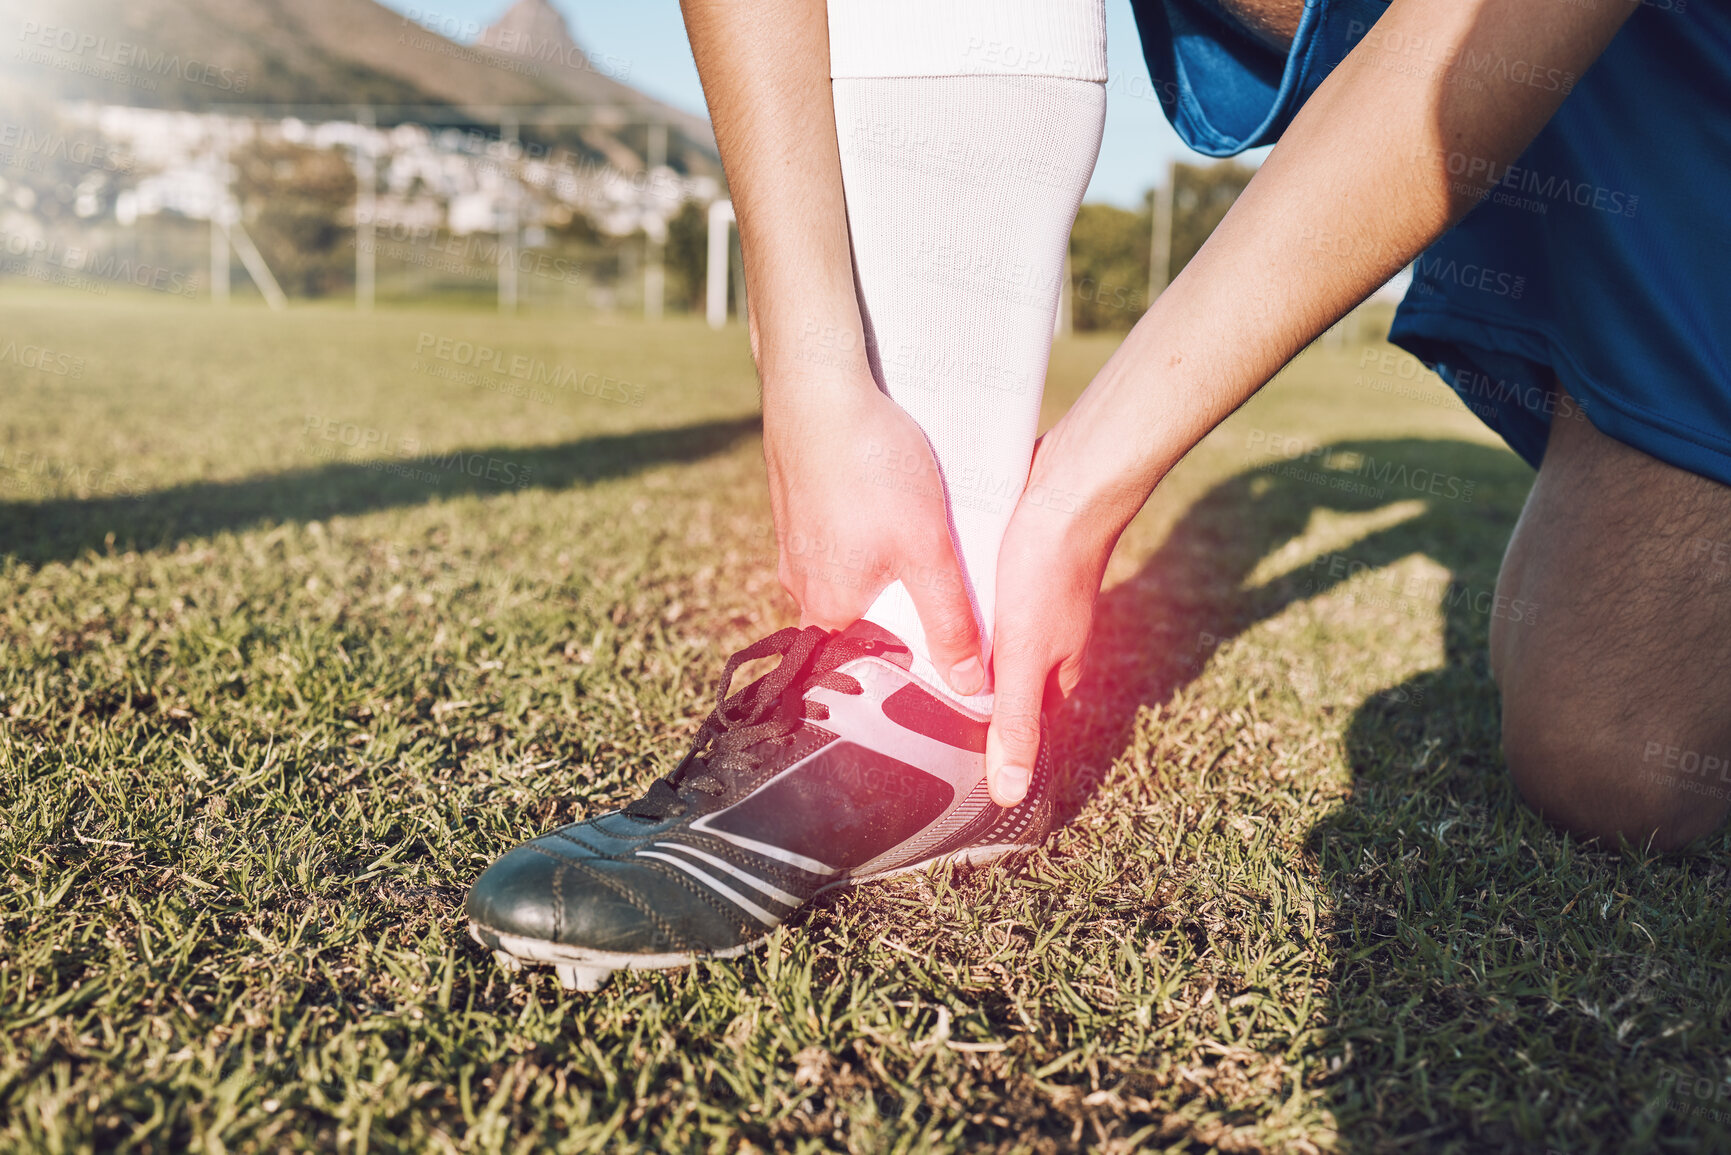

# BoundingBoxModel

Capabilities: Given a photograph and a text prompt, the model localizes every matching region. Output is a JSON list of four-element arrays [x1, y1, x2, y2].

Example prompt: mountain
[[477, 0, 589, 68], [471, 0, 713, 174], [0, 0, 718, 174]]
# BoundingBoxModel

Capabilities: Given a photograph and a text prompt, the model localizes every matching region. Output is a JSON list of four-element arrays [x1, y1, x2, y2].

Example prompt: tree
[[231, 139, 357, 298], [1068, 202, 1150, 331], [1167, 159, 1256, 281], [662, 200, 708, 314], [1066, 159, 1257, 332]]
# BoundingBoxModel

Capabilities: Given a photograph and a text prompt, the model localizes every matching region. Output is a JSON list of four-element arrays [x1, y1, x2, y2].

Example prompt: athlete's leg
[[1491, 390, 1731, 850], [831, 30, 1106, 691], [1205, 0, 1302, 52]]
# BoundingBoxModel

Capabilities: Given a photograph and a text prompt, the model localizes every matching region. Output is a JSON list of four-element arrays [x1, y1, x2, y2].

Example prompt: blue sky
[[376, 0, 1248, 208]]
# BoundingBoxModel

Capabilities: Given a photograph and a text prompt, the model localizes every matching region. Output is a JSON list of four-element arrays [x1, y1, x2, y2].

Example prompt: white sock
[[828, 0, 1107, 84], [830, 54, 1105, 701]]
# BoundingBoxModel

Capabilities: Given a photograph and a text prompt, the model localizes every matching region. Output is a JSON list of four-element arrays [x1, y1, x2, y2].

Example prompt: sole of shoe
[[470, 840, 1040, 991]]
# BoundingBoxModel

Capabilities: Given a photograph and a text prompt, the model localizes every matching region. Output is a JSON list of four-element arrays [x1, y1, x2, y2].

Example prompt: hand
[[985, 434, 1121, 805], [762, 376, 986, 695], [682, 0, 982, 682]]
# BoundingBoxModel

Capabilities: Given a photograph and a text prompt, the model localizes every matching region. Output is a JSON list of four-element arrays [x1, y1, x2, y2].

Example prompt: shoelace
[[622, 626, 906, 820]]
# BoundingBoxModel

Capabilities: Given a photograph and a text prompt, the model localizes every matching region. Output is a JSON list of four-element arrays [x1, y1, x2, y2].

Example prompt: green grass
[[3, 287, 1728, 1154]]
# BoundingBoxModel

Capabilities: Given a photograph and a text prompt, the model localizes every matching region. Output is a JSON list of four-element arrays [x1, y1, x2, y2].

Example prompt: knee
[[1501, 689, 1731, 852]]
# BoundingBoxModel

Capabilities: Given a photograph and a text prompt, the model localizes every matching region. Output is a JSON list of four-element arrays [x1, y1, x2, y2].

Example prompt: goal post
[[706, 199, 734, 330]]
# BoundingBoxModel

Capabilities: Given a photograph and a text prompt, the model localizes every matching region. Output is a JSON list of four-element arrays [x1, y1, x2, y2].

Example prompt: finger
[[903, 534, 985, 696], [1054, 645, 1088, 699], [796, 573, 873, 633], [985, 643, 1047, 807]]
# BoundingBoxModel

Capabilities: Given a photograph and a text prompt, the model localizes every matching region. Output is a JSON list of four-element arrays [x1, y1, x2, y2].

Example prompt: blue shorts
[[1129, 0, 1731, 485]]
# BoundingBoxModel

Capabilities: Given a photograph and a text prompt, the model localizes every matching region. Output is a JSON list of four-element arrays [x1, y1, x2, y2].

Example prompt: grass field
[[3, 287, 1729, 1154]]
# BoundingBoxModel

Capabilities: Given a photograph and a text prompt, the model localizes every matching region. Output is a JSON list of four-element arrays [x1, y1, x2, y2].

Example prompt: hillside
[[0, 0, 718, 173]]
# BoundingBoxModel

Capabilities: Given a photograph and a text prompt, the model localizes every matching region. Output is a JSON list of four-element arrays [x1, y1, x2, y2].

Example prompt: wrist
[[1028, 410, 1155, 555], [755, 311, 878, 396], [744, 258, 873, 383], [759, 364, 880, 446], [759, 369, 885, 482]]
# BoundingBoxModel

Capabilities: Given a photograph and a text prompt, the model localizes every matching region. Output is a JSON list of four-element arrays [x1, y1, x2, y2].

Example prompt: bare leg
[[1210, 0, 1302, 52], [1179, 0, 1729, 846], [1491, 390, 1731, 850]]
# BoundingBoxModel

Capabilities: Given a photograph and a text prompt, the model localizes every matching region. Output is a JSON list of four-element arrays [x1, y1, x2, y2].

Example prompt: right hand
[[762, 375, 985, 696]]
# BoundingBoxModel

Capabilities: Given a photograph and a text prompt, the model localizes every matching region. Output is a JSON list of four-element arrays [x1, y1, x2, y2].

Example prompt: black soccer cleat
[[466, 620, 1054, 991]]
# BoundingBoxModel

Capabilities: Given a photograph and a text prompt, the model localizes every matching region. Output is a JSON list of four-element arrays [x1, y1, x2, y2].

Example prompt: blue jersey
[[1131, 0, 1731, 482]]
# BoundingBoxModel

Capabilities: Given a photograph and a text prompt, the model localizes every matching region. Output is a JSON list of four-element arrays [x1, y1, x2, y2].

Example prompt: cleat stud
[[492, 950, 523, 973], [554, 964, 610, 992]]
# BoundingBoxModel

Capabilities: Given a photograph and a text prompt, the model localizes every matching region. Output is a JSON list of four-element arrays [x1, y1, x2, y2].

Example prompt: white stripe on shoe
[[653, 842, 803, 907], [688, 816, 838, 876], [635, 850, 780, 926]]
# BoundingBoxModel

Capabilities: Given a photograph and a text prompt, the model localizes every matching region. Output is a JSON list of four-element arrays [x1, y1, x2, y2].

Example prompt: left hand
[[985, 436, 1124, 806]]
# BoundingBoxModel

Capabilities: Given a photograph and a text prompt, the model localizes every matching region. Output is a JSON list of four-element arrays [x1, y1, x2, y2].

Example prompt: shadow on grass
[[0, 414, 762, 567], [1061, 438, 1530, 1147], [1055, 435, 1729, 1149], [1052, 435, 1530, 828]]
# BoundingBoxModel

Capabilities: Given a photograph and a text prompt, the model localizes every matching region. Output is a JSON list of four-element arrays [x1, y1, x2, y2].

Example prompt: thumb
[[986, 643, 1046, 807], [903, 535, 986, 697]]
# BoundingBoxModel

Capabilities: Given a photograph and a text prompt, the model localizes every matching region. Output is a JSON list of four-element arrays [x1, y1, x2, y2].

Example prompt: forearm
[[1045, 0, 1635, 540], [679, 0, 869, 395]]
